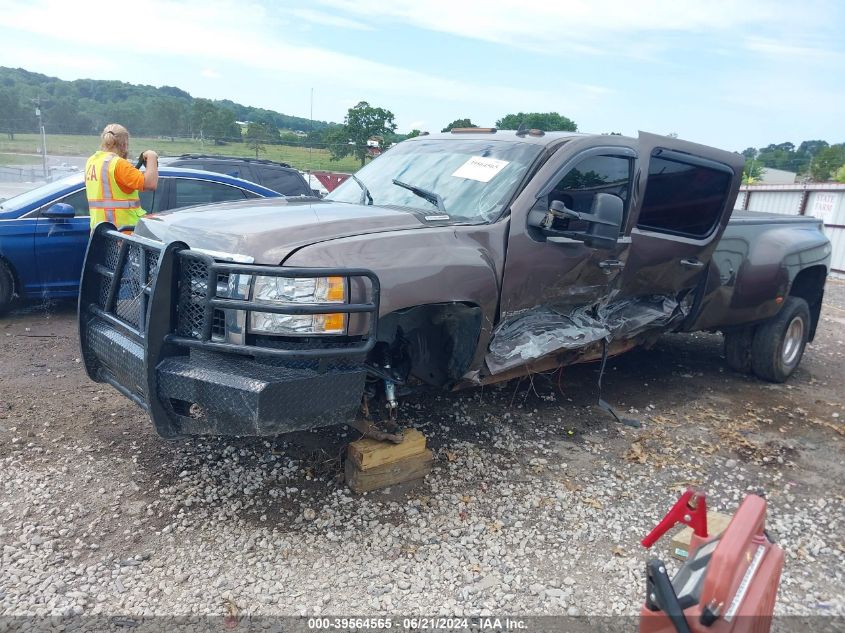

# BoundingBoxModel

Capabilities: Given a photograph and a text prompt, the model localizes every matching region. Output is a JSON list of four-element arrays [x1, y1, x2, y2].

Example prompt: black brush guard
[[78, 224, 380, 438]]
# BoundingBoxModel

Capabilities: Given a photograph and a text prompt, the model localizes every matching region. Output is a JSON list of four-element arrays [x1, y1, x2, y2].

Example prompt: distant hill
[[0, 67, 334, 139]]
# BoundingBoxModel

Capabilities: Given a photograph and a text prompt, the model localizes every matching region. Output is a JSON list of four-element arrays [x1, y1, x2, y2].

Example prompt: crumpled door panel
[[485, 294, 690, 375]]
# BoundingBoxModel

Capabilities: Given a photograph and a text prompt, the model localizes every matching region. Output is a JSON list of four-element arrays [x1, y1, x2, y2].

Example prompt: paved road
[[0, 154, 85, 200]]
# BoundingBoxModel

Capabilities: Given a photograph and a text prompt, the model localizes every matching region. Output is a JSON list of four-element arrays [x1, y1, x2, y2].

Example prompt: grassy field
[[0, 134, 360, 173]]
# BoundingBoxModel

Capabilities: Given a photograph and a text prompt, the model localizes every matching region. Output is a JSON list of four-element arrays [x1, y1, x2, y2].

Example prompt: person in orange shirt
[[84, 123, 158, 230]]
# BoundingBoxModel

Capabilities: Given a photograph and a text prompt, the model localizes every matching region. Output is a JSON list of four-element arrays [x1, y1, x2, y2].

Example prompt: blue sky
[[0, 0, 843, 151]]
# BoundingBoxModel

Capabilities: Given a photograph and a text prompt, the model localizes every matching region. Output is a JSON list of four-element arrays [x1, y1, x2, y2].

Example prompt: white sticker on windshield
[[451, 156, 510, 182]]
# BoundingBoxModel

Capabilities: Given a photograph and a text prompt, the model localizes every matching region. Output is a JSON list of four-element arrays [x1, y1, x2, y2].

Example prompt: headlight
[[249, 276, 347, 335]]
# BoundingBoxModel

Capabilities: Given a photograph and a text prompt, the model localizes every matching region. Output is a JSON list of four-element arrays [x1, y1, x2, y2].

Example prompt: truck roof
[[407, 129, 594, 146]]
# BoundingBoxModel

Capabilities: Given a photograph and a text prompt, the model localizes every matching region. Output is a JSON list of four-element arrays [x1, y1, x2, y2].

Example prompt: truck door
[[487, 139, 638, 374], [618, 132, 744, 299], [499, 139, 637, 316]]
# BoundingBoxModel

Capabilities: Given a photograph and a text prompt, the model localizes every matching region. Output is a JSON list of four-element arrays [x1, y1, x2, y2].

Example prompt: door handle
[[680, 258, 704, 269], [599, 259, 625, 270]]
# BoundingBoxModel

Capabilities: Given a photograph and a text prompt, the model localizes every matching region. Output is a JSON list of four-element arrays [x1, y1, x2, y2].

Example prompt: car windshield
[[0, 173, 82, 213], [326, 138, 544, 223]]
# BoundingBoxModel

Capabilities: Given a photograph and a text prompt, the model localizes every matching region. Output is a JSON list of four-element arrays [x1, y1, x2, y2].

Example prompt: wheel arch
[[376, 301, 484, 387], [787, 264, 827, 341], [0, 252, 21, 299]]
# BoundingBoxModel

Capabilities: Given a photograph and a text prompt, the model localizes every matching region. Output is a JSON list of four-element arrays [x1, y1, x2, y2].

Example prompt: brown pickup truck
[[78, 130, 831, 438]]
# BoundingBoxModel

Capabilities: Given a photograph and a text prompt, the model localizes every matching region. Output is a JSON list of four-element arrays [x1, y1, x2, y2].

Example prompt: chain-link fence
[[0, 133, 368, 174]]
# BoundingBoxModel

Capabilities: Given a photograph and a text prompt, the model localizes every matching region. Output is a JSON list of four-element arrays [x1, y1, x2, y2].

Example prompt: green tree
[[329, 101, 396, 167], [191, 99, 218, 140], [0, 67, 338, 146], [0, 90, 27, 139], [146, 98, 190, 139], [45, 98, 93, 134], [212, 109, 240, 143], [406, 129, 421, 139], [742, 159, 764, 184], [441, 118, 476, 132], [757, 142, 802, 172], [834, 164, 845, 183], [809, 144, 845, 181], [191, 101, 240, 144], [246, 121, 280, 157], [495, 112, 577, 132], [741, 147, 758, 159], [104, 100, 145, 135]]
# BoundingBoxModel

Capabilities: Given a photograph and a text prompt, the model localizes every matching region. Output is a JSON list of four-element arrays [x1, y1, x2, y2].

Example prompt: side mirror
[[43, 203, 76, 219], [528, 194, 624, 249], [549, 199, 580, 221], [583, 193, 624, 249]]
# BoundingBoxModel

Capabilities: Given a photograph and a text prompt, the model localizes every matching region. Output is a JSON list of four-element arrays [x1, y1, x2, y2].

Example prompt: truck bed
[[691, 210, 829, 332], [728, 210, 824, 225]]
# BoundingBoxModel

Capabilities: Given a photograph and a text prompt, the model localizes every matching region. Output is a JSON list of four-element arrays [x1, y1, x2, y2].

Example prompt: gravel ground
[[1, 281, 843, 621]]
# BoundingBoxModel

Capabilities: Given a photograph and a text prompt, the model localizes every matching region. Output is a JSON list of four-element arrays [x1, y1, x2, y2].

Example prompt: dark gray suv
[[160, 155, 317, 197]]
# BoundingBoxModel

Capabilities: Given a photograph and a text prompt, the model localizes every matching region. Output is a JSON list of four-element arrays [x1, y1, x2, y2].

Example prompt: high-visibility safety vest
[[85, 151, 145, 230]]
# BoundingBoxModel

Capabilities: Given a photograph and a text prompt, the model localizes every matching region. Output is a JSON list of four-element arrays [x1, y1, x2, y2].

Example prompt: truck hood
[[134, 197, 427, 264]]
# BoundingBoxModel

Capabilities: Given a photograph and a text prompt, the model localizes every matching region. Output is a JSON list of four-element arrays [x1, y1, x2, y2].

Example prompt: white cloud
[[314, 0, 792, 55], [744, 36, 844, 63], [0, 46, 118, 74], [288, 8, 372, 30], [0, 0, 611, 116], [200, 68, 221, 79]]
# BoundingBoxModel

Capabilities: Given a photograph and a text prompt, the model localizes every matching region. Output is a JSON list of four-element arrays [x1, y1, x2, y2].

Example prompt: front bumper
[[78, 224, 380, 438]]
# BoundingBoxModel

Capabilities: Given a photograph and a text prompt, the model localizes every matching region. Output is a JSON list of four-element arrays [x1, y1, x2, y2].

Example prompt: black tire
[[0, 260, 14, 316], [751, 297, 810, 383], [724, 326, 755, 373]]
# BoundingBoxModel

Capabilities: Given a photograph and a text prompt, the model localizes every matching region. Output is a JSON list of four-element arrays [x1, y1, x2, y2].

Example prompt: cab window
[[637, 156, 732, 238], [538, 154, 633, 232], [173, 178, 248, 208], [257, 168, 310, 196]]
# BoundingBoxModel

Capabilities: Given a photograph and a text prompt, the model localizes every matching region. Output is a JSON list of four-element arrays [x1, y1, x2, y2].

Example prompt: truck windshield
[[326, 138, 544, 223]]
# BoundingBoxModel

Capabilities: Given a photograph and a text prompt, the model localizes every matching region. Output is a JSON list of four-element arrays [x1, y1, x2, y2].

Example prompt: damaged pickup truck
[[78, 130, 831, 439]]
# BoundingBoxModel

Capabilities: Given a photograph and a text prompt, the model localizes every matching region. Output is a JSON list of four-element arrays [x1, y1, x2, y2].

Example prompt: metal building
[[736, 183, 845, 275]]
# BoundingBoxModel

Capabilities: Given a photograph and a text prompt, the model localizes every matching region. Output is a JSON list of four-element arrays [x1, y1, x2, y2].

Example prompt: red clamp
[[641, 488, 708, 548]]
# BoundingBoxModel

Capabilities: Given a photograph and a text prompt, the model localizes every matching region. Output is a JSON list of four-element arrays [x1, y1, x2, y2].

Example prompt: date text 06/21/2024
[[306, 617, 528, 630]]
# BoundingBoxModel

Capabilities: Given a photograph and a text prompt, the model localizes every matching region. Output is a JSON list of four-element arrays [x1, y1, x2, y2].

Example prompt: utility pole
[[308, 87, 314, 174], [32, 97, 48, 179]]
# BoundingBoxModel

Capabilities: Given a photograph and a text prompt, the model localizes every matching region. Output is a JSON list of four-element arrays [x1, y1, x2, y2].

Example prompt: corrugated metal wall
[[747, 191, 804, 214], [735, 184, 845, 275]]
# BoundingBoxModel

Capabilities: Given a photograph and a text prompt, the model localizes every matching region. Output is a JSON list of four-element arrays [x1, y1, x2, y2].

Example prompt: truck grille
[[96, 236, 159, 330], [82, 226, 381, 384], [176, 258, 227, 340], [176, 258, 209, 338]]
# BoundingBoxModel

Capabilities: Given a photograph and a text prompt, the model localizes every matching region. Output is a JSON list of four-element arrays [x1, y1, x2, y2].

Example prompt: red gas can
[[640, 493, 784, 633]]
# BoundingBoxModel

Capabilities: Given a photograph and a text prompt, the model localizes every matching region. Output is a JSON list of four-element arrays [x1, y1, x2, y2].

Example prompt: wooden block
[[348, 428, 427, 470], [670, 511, 733, 560], [345, 449, 434, 493]]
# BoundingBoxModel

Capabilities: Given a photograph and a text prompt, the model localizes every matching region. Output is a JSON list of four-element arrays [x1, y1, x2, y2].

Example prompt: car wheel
[[0, 260, 14, 316], [751, 297, 810, 383], [724, 326, 754, 373]]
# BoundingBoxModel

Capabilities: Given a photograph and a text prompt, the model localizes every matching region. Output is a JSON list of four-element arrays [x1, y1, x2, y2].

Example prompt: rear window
[[256, 168, 310, 196], [205, 163, 246, 179], [637, 155, 732, 239], [173, 179, 248, 208]]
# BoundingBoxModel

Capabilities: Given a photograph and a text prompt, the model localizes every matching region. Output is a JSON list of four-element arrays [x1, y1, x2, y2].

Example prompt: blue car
[[0, 167, 282, 314]]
